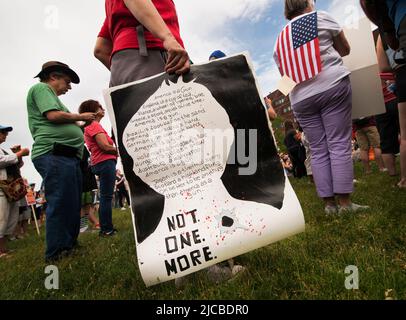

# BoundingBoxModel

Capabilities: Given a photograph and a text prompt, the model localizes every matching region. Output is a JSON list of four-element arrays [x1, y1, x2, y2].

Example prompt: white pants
[[0, 193, 19, 238]]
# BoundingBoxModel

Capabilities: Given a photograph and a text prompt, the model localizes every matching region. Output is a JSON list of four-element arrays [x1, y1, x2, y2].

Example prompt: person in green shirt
[[27, 61, 97, 262]]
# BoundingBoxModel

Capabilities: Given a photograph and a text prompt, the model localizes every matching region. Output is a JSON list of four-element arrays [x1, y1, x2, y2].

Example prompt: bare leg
[[373, 147, 385, 171], [88, 205, 100, 227], [0, 237, 7, 253], [21, 220, 28, 235], [382, 154, 397, 176], [323, 196, 337, 207], [360, 150, 371, 174], [81, 204, 91, 217], [336, 194, 351, 207]]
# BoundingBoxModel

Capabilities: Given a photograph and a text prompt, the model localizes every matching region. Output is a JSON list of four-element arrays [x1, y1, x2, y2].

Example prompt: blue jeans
[[92, 160, 116, 232], [33, 154, 82, 259]]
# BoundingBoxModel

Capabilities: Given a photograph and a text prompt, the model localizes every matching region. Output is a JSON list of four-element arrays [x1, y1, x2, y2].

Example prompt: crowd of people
[[0, 0, 405, 287]]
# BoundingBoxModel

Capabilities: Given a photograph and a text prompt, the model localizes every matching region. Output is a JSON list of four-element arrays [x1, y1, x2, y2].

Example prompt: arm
[[0, 148, 29, 169], [333, 31, 351, 57], [115, 176, 125, 186], [0, 152, 18, 169], [94, 37, 112, 70], [123, 0, 190, 74], [359, 0, 399, 50], [376, 35, 393, 73], [94, 133, 118, 155], [46, 111, 96, 124], [268, 107, 277, 121], [264, 97, 277, 121]]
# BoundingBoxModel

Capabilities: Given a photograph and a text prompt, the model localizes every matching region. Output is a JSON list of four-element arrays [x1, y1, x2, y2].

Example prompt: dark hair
[[78, 100, 101, 114], [284, 0, 311, 20], [39, 71, 68, 83], [284, 119, 295, 134]]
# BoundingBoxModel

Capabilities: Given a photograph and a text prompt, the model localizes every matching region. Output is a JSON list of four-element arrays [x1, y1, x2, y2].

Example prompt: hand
[[264, 97, 272, 106], [11, 145, 21, 153], [80, 112, 97, 122], [163, 36, 190, 75], [295, 132, 302, 141], [95, 110, 105, 118], [16, 148, 30, 158]]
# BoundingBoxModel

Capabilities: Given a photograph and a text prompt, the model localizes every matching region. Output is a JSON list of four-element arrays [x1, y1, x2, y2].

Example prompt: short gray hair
[[284, 0, 311, 20]]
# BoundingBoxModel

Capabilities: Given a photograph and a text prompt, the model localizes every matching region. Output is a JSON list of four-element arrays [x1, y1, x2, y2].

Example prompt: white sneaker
[[206, 265, 232, 283], [324, 205, 338, 215], [338, 203, 369, 214], [231, 265, 246, 277]]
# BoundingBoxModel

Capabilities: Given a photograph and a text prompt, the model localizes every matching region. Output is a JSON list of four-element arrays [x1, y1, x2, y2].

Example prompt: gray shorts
[[110, 49, 168, 87], [0, 195, 19, 237]]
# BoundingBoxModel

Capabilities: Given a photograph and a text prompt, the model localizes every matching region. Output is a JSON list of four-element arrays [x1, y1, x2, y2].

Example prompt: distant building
[[267, 90, 294, 121]]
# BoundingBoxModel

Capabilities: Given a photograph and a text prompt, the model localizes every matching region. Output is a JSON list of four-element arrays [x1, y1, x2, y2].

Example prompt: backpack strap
[[136, 25, 148, 57]]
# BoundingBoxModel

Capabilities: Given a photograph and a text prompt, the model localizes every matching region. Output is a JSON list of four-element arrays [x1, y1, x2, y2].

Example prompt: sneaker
[[80, 225, 89, 233], [99, 228, 118, 237], [231, 265, 246, 276], [338, 203, 369, 214], [175, 275, 190, 289], [120, 207, 126, 211], [206, 265, 232, 283], [45, 248, 72, 263], [324, 205, 338, 215]]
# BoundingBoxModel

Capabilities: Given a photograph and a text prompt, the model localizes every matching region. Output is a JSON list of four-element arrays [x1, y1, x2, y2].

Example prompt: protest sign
[[25, 188, 36, 206], [343, 18, 386, 119], [104, 53, 305, 286]]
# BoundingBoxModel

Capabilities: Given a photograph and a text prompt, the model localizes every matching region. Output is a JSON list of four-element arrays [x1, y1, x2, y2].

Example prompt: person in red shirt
[[79, 100, 118, 237], [94, 0, 190, 87]]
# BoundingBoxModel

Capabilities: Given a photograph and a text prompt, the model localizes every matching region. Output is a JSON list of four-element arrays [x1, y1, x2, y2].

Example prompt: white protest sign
[[104, 53, 305, 286], [343, 17, 386, 119]]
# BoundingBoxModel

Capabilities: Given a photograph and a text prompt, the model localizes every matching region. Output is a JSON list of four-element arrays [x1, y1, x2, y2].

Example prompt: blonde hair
[[284, 0, 311, 20]]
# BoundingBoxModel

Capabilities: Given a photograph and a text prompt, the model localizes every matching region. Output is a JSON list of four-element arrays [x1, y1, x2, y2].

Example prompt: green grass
[[0, 163, 405, 300]]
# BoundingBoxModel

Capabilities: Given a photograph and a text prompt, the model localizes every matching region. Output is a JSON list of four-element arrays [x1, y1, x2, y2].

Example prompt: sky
[[0, 0, 364, 186]]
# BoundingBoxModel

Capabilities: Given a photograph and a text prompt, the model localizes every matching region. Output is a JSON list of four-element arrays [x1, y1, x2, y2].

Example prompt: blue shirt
[[386, 0, 406, 35]]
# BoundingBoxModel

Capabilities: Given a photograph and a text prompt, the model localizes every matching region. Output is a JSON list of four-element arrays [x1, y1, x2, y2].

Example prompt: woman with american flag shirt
[[273, 0, 369, 215]]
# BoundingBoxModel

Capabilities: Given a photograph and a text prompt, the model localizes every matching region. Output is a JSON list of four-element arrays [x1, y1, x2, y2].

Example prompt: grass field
[[0, 163, 405, 300]]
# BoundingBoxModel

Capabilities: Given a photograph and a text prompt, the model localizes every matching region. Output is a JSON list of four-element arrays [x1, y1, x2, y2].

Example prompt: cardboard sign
[[25, 188, 36, 206], [104, 53, 305, 286], [343, 18, 386, 118]]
